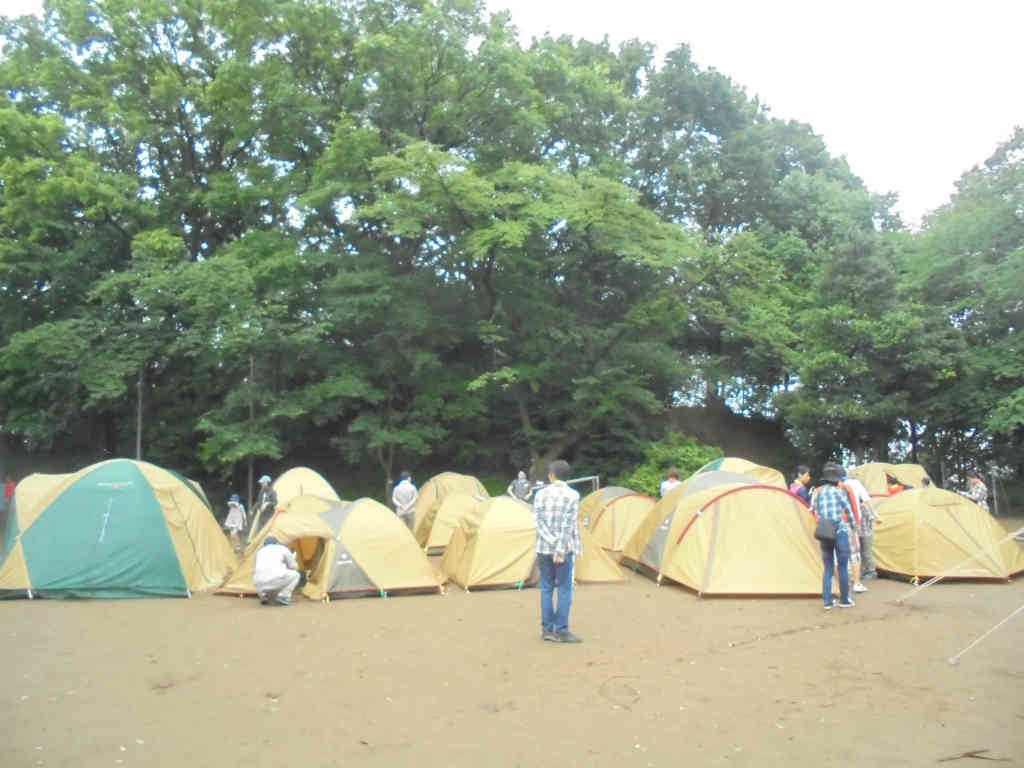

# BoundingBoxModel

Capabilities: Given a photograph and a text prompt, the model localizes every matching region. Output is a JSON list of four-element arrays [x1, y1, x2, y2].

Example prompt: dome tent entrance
[[578, 487, 656, 556], [413, 472, 489, 547], [0, 459, 236, 599], [422, 492, 486, 554], [221, 496, 442, 600]]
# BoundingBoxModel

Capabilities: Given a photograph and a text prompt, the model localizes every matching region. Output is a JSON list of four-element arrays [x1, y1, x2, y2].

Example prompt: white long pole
[[949, 603, 1024, 665], [895, 524, 1024, 604]]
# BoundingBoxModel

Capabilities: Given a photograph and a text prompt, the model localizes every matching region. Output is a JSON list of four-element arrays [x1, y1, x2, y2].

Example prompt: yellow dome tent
[[622, 477, 823, 596], [847, 463, 931, 497], [220, 496, 442, 600], [273, 467, 341, 506], [871, 487, 1024, 580], [441, 496, 624, 590], [0, 459, 236, 598], [578, 487, 656, 555], [692, 457, 786, 488], [413, 472, 489, 546], [422, 492, 486, 554]]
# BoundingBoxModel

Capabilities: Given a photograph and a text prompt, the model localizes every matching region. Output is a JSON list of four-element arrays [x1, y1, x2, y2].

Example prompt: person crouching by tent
[[224, 493, 246, 553], [392, 471, 418, 530], [253, 536, 301, 606], [812, 462, 855, 610]]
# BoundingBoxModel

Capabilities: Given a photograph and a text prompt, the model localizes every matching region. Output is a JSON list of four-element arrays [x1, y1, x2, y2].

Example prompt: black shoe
[[552, 631, 583, 644], [259, 594, 270, 605]]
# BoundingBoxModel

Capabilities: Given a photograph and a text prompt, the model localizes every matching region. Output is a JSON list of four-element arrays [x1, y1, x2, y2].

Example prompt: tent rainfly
[[0, 459, 236, 598], [413, 472, 489, 547], [578, 487, 656, 555], [871, 487, 1024, 581], [273, 467, 341, 507], [692, 457, 787, 488], [421, 492, 486, 554], [847, 463, 932, 497], [621, 477, 824, 596], [441, 496, 624, 590]]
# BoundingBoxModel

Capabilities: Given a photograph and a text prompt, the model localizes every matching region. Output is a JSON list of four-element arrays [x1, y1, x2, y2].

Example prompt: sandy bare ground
[[3, 561, 1023, 767]]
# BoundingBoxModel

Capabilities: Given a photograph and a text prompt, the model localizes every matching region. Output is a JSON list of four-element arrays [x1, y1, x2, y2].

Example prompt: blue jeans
[[820, 529, 851, 606], [538, 553, 574, 632]]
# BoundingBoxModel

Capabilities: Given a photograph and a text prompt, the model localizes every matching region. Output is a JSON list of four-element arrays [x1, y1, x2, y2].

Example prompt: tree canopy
[[1, 0, 1021, 503]]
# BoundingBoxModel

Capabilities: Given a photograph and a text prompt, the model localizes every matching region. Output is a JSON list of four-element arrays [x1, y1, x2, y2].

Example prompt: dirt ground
[[3, 543, 1024, 767]]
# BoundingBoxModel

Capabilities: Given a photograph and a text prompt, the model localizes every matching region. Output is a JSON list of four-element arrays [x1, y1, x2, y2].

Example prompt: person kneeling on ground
[[253, 536, 301, 606]]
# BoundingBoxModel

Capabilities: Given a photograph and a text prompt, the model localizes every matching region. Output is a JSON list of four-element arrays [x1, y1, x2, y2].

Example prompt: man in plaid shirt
[[533, 459, 583, 644], [813, 462, 855, 610]]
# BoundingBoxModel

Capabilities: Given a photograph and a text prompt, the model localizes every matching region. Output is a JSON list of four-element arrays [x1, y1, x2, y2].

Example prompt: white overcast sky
[[4, 0, 1022, 228]]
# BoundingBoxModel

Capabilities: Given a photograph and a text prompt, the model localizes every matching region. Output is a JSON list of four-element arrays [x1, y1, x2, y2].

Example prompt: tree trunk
[[135, 366, 144, 460], [247, 354, 255, 511]]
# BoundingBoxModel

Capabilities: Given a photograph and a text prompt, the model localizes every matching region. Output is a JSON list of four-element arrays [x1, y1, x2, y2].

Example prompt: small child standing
[[225, 493, 247, 553]]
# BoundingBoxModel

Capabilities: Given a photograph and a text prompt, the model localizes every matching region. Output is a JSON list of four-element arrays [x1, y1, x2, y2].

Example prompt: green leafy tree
[[613, 431, 722, 496]]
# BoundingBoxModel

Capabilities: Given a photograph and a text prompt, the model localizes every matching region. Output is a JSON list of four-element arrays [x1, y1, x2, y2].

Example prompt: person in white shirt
[[659, 468, 681, 498], [392, 471, 419, 530], [841, 473, 879, 583], [252, 536, 301, 606]]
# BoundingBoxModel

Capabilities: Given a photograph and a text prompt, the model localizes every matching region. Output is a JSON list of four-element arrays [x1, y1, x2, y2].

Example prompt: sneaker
[[823, 603, 834, 611], [838, 600, 855, 608], [551, 631, 583, 644], [275, 595, 294, 606], [853, 582, 868, 593], [541, 629, 558, 642], [259, 593, 270, 605]]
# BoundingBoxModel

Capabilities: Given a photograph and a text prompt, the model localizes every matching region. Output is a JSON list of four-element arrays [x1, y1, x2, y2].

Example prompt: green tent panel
[[21, 462, 187, 598]]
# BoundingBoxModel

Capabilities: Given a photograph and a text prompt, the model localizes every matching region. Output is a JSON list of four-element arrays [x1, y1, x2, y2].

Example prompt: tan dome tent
[[413, 472, 489, 547], [621, 478, 823, 596], [273, 467, 341, 506], [422, 492, 486, 554], [441, 497, 624, 590], [0, 459, 236, 598], [578, 487, 656, 556], [871, 488, 1024, 581], [847, 463, 931, 497], [692, 457, 787, 488], [220, 496, 442, 600], [623, 471, 767, 574]]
